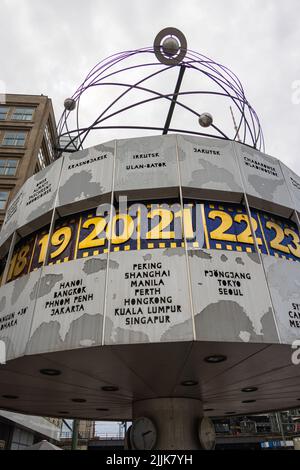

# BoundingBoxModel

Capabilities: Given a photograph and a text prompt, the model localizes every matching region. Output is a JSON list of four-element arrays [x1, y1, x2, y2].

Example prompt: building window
[[2, 131, 26, 147], [0, 191, 10, 210], [44, 124, 54, 161], [0, 159, 18, 176], [10, 427, 34, 450], [12, 107, 35, 121], [60, 136, 78, 151], [0, 106, 9, 121], [38, 148, 46, 170]]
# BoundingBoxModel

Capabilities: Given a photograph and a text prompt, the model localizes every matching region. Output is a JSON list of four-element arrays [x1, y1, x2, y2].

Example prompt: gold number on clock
[[284, 228, 300, 258], [13, 245, 30, 277], [208, 210, 236, 242], [182, 208, 194, 239], [6, 252, 18, 282], [147, 208, 175, 240], [50, 227, 72, 259], [108, 214, 134, 245], [235, 214, 263, 245], [78, 217, 107, 249], [38, 234, 49, 264], [266, 221, 290, 254]]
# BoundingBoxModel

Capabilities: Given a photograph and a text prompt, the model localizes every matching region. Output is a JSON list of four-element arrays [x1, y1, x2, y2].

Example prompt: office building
[[0, 94, 57, 230]]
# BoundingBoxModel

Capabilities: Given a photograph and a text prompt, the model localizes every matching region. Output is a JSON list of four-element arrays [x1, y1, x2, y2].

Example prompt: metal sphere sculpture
[[162, 37, 180, 57], [199, 112, 213, 128], [57, 28, 264, 155]]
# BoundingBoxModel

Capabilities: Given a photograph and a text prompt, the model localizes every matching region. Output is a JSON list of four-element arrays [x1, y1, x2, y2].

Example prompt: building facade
[[0, 94, 57, 230], [0, 94, 61, 449], [0, 410, 61, 450], [60, 420, 95, 450], [213, 409, 300, 450]]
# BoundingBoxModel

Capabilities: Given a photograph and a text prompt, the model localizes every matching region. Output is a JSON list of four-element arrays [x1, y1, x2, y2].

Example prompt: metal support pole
[[276, 412, 286, 443], [162, 65, 185, 135], [71, 419, 80, 450]]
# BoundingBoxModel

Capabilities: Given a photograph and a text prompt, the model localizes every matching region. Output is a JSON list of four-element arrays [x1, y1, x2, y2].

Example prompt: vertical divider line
[[73, 216, 82, 261], [257, 213, 270, 256], [1, 231, 17, 286], [279, 161, 300, 235], [25, 156, 65, 353], [43, 208, 58, 267], [137, 206, 141, 251], [42, 156, 65, 268], [27, 233, 38, 274], [293, 210, 300, 231], [232, 141, 282, 343], [101, 140, 116, 346], [201, 204, 210, 250], [233, 142, 260, 255], [175, 135, 196, 342], [243, 195, 261, 256]]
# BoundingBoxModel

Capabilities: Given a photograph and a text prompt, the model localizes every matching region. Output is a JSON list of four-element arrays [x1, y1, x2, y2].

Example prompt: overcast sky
[[1, 0, 300, 172]]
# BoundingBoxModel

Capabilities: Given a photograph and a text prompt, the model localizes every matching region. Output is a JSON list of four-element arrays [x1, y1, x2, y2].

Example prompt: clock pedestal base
[[132, 397, 203, 450]]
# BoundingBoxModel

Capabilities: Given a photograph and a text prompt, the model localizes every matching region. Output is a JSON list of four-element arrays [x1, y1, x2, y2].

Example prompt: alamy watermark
[[96, 196, 203, 242], [0, 340, 6, 365], [291, 80, 300, 104], [0, 80, 6, 104], [291, 340, 300, 365]]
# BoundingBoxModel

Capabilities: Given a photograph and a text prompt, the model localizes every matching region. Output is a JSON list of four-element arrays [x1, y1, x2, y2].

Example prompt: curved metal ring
[[57, 43, 265, 153], [153, 27, 187, 65]]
